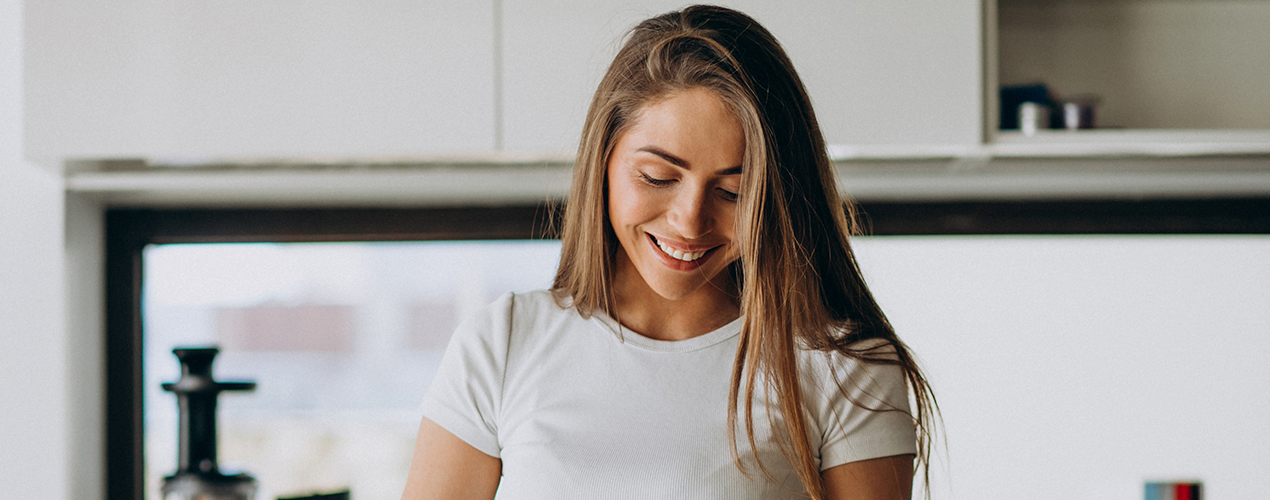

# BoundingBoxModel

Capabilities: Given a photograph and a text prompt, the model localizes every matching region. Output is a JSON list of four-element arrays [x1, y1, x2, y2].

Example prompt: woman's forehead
[[616, 88, 745, 171]]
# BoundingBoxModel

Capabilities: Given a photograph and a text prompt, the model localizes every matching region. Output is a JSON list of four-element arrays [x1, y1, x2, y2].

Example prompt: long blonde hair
[[552, 5, 938, 498]]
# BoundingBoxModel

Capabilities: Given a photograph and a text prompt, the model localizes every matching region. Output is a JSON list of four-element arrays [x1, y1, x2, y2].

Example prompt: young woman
[[403, 5, 936, 499]]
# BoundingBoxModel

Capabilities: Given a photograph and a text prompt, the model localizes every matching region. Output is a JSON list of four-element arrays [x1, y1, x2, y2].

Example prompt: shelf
[[65, 154, 1270, 207], [991, 129, 1270, 157], [996, 0, 1270, 135], [65, 162, 574, 208]]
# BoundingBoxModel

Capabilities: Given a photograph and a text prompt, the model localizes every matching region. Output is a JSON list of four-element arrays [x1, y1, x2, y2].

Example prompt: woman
[[403, 5, 936, 499]]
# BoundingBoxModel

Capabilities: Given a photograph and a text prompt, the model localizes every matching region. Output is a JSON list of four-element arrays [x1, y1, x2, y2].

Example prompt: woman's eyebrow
[[636, 146, 688, 168], [636, 146, 743, 175]]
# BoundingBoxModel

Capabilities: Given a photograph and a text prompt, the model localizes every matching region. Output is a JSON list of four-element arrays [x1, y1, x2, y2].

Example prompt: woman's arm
[[821, 453, 914, 500], [401, 417, 502, 500]]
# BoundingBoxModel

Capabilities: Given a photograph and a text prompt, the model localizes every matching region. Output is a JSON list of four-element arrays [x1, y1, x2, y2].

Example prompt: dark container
[[160, 347, 258, 500]]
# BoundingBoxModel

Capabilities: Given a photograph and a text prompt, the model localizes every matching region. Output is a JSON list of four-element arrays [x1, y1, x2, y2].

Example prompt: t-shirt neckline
[[592, 311, 743, 353]]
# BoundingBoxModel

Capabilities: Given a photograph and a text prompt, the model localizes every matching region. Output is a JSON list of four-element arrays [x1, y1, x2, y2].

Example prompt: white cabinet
[[502, 0, 984, 157], [26, 1, 984, 162], [29, 1, 1268, 163], [25, 0, 497, 160]]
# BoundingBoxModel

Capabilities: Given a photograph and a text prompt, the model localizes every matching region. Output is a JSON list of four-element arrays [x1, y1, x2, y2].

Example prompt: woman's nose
[[666, 187, 712, 239]]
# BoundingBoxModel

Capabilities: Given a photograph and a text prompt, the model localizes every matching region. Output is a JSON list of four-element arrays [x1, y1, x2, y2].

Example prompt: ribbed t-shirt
[[421, 290, 916, 499]]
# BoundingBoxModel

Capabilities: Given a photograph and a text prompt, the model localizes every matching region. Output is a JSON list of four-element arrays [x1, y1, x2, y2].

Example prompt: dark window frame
[[105, 198, 1270, 499]]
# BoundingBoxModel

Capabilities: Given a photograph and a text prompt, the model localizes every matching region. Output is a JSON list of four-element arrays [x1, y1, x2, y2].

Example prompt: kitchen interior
[[2, 0, 1269, 499]]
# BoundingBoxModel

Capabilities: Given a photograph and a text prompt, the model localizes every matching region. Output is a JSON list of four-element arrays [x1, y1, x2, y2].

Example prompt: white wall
[[62, 192, 105, 500], [0, 0, 72, 497], [855, 235, 1270, 499], [2, 1, 103, 497]]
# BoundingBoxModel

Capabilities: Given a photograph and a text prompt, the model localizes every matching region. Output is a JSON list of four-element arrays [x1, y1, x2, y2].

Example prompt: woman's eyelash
[[637, 171, 738, 201], [639, 172, 674, 186]]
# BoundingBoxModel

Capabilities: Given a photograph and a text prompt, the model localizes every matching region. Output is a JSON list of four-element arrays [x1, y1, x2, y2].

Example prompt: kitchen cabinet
[[27, 1, 985, 162], [994, 0, 1270, 154], [28, 1, 1266, 163], [24, 0, 497, 160], [501, 0, 984, 157]]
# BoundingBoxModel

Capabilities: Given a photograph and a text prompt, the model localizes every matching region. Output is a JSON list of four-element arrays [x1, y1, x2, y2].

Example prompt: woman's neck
[[609, 253, 740, 341]]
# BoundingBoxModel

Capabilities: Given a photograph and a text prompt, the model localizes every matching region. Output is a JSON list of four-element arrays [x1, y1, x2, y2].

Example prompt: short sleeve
[[807, 343, 918, 471], [418, 292, 515, 458]]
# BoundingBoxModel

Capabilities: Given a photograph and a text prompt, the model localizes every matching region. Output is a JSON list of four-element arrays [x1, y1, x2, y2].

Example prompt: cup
[[1018, 102, 1049, 136], [1060, 96, 1099, 130]]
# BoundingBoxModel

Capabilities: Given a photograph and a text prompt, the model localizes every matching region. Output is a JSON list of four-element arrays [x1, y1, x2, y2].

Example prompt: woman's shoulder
[[508, 288, 569, 307], [471, 289, 570, 320], [797, 337, 918, 470], [442, 290, 577, 366], [796, 337, 900, 370], [457, 289, 591, 344], [796, 337, 908, 409], [502, 289, 577, 323]]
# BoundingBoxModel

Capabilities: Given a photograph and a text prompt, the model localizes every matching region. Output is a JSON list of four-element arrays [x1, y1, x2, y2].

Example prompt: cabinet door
[[25, 0, 496, 159], [502, 0, 983, 156]]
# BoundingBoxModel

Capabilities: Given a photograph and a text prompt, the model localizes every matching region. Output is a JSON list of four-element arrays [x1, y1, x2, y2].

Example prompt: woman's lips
[[646, 233, 720, 270]]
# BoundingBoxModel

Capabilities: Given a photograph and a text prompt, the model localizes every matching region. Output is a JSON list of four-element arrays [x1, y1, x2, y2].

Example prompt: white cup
[[1019, 102, 1049, 136]]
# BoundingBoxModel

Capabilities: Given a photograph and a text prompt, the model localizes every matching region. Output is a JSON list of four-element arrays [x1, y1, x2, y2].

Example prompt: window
[[107, 206, 557, 500], [143, 240, 561, 499]]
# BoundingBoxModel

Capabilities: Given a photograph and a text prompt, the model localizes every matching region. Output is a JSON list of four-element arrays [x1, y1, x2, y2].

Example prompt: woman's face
[[606, 87, 744, 303]]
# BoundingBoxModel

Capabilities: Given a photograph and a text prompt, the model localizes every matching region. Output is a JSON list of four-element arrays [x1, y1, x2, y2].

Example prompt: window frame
[[104, 198, 1270, 499]]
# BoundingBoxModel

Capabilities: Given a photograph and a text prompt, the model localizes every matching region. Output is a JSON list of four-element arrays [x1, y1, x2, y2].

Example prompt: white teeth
[[654, 237, 706, 262]]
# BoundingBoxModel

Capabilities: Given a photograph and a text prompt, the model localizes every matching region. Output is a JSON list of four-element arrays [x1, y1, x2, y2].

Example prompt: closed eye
[[639, 172, 675, 187], [717, 188, 739, 202]]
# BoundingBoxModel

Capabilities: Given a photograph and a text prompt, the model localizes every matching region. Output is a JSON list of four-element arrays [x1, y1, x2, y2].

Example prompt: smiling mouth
[[648, 234, 717, 262]]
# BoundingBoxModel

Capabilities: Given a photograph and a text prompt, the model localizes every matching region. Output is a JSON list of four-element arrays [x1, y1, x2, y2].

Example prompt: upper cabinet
[[25, 0, 999, 161], [501, 0, 985, 157], [24, 0, 497, 160], [994, 0, 1270, 153], [27, 0, 1269, 163]]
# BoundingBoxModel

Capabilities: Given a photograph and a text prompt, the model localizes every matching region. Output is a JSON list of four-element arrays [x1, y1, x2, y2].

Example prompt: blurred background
[[2, 1, 1269, 499], [143, 240, 561, 499], [139, 236, 1270, 500]]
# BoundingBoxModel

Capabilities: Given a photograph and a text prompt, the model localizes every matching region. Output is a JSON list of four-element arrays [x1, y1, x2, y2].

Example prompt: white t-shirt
[[421, 290, 916, 499]]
